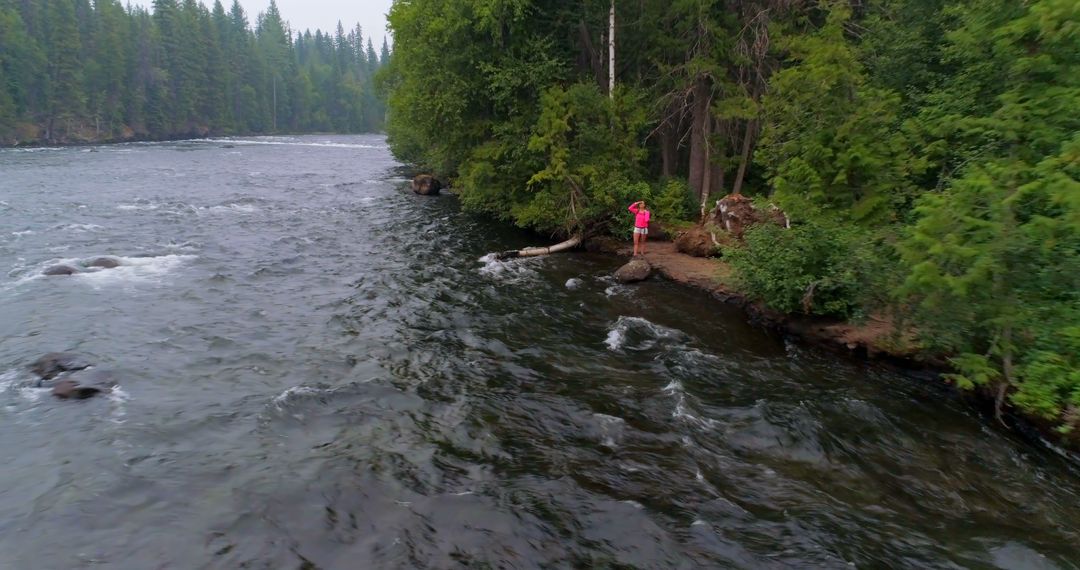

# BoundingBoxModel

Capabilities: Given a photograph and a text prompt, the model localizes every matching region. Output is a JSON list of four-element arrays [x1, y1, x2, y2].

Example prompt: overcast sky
[[130, 0, 394, 46]]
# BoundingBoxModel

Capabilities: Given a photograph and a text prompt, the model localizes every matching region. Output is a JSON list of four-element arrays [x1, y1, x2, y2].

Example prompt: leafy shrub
[[727, 221, 889, 318]]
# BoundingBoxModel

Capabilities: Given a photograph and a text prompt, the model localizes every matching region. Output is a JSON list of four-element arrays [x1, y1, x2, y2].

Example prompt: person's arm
[[628, 202, 640, 213]]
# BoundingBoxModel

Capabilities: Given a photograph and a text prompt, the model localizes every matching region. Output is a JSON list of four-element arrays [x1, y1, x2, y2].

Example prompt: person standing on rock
[[628, 201, 651, 256]]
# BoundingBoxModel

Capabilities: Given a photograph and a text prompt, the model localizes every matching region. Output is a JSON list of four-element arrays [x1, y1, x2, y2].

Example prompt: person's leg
[[632, 231, 640, 255], [641, 231, 648, 254]]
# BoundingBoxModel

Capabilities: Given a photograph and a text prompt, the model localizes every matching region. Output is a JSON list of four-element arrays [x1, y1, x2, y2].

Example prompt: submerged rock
[[614, 259, 652, 283], [31, 352, 93, 381], [411, 174, 442, 196], [85, 257, 120, 269], [48, 370, 118, 399], [51, 380, 107, 399], [43, 264, 80, 276]]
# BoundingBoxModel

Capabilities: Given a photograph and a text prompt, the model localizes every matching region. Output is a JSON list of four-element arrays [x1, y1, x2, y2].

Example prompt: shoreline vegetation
[[384, 0, 1079, 451]]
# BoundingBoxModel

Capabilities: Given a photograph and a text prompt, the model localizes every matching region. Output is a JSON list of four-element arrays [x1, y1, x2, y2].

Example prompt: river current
[[0, 135, 1077, 569]]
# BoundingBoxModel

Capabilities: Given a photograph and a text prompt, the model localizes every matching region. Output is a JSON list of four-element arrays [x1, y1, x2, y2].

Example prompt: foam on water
[[57, 223, 103, 233], [7, 146, 64, 153], [273, 385, 323, 407], [662, 380, 683, 394], [477, 253, 542, 284], [74, 254, 197, 288], [0, 369, 20, 392], [604, 316, 687, 351], [0, 368, 48, 404], [107, 386, 132, 424], [662, 374, 718, 430], [205, 203, 258, 214], [202, 138, 384, 150], [117, 202, 161, 211]]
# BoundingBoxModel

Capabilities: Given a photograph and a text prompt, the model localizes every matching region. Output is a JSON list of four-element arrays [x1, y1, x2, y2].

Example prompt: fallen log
[[495, 235, 582, 260]]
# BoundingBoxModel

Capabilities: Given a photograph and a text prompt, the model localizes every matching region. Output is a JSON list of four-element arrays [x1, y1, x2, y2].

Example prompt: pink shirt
[[628, 203, 651, 228]]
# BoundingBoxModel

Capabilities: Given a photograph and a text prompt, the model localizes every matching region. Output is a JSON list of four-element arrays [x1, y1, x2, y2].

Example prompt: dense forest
[[0, 0, 389, 144], [384, 1, 1079, 440]]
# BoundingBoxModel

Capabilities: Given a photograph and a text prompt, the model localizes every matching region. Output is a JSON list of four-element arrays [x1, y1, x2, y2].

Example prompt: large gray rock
[[614, 259, 652, 283], [43, 264, 80, 276], [30, 352, 92, 381], [50, 369, 117, 399]]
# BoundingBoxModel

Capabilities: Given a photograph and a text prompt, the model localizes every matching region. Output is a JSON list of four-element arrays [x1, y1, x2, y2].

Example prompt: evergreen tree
[[43, 0, 85, 139]]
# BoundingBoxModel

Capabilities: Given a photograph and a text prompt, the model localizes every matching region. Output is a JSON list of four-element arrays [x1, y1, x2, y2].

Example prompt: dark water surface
[[1, 135, 1077, 569]]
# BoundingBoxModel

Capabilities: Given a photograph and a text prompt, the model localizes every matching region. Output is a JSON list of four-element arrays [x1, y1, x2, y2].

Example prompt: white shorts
[[633, 227, 648, 235]]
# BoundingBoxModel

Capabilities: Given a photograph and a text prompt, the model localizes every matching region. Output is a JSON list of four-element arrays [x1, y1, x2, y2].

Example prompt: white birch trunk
[[495, 235, 583, 260], [609, 0, 615, 98]]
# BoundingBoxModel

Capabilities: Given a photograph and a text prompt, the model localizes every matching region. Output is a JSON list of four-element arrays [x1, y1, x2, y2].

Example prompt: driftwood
[[495, 235, 582, 260]]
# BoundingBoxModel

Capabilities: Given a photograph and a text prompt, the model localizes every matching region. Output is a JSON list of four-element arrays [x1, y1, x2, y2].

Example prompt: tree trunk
[[710, 159, 725, 210], [688, 77, 712, 206], [698, 128, 713, 221], [732, 117, 756, 196], [578, 19, 604, 91], [996, 325, 1014, 427], [659, 119, 678, 178], [608, 0, 615, 98], [495, 235, 583, 260]]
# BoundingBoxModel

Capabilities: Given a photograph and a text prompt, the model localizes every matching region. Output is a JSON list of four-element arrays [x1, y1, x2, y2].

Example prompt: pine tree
[[899, 0, 1080, 426], [43, 0, 85, 140]]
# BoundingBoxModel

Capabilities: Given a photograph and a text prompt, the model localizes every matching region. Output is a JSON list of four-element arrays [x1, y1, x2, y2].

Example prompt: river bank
[[586, 236, 1080, 460]]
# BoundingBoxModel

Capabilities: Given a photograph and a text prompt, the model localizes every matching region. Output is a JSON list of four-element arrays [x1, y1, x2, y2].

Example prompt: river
[[0, 135, 1077, 569]]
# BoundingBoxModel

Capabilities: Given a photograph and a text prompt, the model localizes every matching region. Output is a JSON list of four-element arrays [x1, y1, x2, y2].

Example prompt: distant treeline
[[0, 0, 390, 144]]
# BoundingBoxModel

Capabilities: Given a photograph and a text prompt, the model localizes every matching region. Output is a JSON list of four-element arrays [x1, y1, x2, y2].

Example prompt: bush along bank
[[383, 0, 1079, 447]]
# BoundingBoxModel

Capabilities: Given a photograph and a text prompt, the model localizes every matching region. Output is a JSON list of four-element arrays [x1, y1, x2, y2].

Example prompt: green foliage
[[897, 0, 1080, 424], [757, 4, 922, 225], [727, 221, 886, 319], [519, 84, 648, 234], [650, 179, 696, 224], [900, 140, 1080, 420]]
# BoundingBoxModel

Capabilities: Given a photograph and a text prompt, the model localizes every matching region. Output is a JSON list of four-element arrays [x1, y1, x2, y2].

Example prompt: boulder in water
[[614, 259, 652, 283], [85, 257, 120, 269], [411, 174, 442, 196], [49, 369, 118, 399], [30, 352, 93, 381], [51, 380, 112, 400], [43, 264, 80, 276]]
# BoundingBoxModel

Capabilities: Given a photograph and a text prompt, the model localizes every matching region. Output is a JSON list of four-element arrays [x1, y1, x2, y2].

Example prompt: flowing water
[[1, 135, 1077, 569]]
